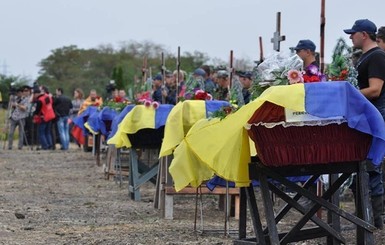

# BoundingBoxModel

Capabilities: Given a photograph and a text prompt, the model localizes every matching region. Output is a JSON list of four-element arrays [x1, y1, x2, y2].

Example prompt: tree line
[[0, 40, 254, 103]]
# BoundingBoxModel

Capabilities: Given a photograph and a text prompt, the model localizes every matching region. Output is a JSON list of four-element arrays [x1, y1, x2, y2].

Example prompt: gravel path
[[0, 147, 235, 245], [0, 147, 383, 244]]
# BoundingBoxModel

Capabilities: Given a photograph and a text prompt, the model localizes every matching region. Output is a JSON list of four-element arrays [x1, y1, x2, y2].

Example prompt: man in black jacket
[[54, 88, 73, 150]]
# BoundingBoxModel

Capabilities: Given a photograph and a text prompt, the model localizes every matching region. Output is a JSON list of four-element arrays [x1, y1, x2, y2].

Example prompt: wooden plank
[[238, 187, 247, 239], [356, 161, 374, 244], [249, 161, 359, 179], [245, 185, 266, 245], [258, 172, 280, 245], [267, 181, 345, 244], [327, 173, 341, 245], [165, 186, 240, 195]]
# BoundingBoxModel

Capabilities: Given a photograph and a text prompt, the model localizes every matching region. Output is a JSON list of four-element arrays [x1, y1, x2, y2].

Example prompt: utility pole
[[320, 0, 326, 74]]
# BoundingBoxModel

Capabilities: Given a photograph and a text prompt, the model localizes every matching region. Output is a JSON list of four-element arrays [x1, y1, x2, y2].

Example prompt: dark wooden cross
[[270, 12, 286, 52]]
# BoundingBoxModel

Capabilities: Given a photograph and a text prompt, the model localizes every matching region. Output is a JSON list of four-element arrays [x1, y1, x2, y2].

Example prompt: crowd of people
[[149, 66, 253, 105], [6, 85, 87, 151]]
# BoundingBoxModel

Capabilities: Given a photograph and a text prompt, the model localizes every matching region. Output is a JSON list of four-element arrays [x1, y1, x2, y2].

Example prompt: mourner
[[376, 26, 385, 50], [239, 71, 253, 104], [344, 18, 385, 229], [33, 87, 56, 150], [201, 65, 216, 95], [8, 86, 30, 150], [78, 89, 103, 115], [160, 71, 177, 105], [293, 39, 319, 68], [214, 70, 230, 101], [54, 88, 73, 150], [152, 74, 163, 103]]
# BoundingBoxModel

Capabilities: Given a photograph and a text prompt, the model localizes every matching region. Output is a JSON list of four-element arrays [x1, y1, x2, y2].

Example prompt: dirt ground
[[0, 145, 384, 245]]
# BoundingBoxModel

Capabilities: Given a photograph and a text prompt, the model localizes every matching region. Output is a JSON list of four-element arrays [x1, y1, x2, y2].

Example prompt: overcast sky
[[0, 0, 383, 80]]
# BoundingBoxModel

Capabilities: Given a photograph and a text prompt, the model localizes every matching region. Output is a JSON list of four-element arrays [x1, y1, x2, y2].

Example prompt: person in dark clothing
[[201, 65, 216, 95], [214, 70, 230, 101], [152, 74, 163, 103], [344, 18, 385, 229], [239, 71, 253, 104], [53, 88, 73, 150], [162, 71, 177, 105], [293, 39, 319, 69]]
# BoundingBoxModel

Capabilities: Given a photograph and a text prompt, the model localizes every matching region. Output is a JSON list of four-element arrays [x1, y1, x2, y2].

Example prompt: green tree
[[37, 41, 213, 99], [0, 74, 29, 108]]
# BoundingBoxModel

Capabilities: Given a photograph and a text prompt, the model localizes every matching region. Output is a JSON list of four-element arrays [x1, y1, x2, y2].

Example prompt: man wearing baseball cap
[[293, 39, 318, 68], [344, 18, 385, 229]]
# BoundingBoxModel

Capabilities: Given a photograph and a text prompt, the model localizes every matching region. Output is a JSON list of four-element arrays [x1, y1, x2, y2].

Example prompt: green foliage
[[112, 66, 124, 90], [36, 41, 211, 100], [101, 100, 130, 112], [325, 38, 351, 78], [325, 37, 358, 87], [0, 74, 29, 106]]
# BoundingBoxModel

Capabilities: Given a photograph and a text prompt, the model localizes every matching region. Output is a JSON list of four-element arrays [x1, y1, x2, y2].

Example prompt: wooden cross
[[270, 12, 286, 52]]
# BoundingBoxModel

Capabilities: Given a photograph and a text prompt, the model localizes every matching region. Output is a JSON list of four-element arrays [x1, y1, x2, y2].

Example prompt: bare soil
[[0, 146, 383, 244]]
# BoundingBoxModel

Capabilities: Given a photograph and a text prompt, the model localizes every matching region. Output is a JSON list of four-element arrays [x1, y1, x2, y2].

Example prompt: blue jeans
[[57, 116, 70, 150], [38, 121, 53, 149]]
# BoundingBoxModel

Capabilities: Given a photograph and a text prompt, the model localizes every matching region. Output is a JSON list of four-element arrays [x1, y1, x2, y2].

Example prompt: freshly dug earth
[[0, 147, 384, 244]]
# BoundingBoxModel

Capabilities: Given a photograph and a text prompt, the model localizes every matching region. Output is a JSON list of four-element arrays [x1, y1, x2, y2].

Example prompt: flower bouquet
[[193, 89, 213, 100], [288, 64, 325, 84], [137, 99, 160, 110], [101, 97, 131, 112], [251, 52, 303, 98]]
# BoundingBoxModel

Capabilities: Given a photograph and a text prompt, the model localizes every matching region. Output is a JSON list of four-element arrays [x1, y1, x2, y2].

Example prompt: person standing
[[239, 71, 253, 104], [201, 65, 216, 95], [152, 74, 163, 103], [214, 70, 230, 101], [78, 89, 103, 115], [174, 69, 186, 98], [8, 87, 30, 150], [54, 88, 73, 150], [344, 18, 385, 229], [293, 39, 319, 68], [376, 26, 385, 50], [376, 25, 385, 226], [33, 87, 56, 150], [162, 72, 177, 105], [70, 88, 84, 118]]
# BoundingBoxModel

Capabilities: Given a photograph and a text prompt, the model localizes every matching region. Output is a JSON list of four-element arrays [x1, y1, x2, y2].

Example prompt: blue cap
[[153, 74, 163, 81], [216, 70, 229, 78], [193, 68, 206, 77], [344, 19, 377, 34], [240, 71, 252, 79], [294, 39, 316, 52]]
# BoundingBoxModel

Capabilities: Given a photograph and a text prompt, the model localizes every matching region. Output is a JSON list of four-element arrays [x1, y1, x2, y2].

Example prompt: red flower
[[194, 91, 209, 100], [152, 101, 160, 109], [144, 100, 152, 107], [303, 74, 321, 83], [114, 96, 123, 102]]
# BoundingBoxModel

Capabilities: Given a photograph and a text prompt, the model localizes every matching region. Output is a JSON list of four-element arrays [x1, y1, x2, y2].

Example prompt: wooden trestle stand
[[234, 159, 375, 245], [126, 128, 163, 201], [154, 155, 241, 231]]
